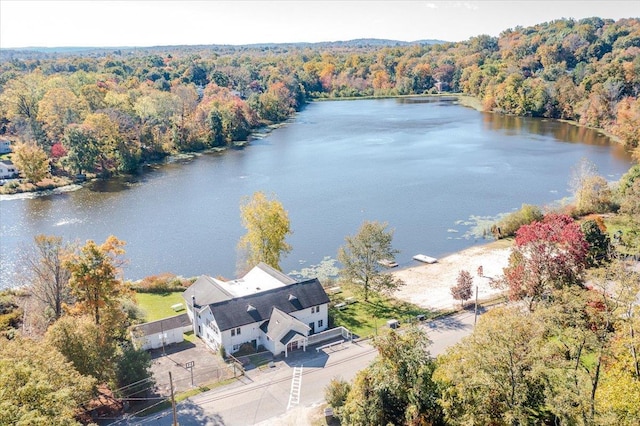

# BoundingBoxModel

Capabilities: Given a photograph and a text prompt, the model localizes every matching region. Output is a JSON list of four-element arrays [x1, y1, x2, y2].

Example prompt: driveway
[[149, 338, 236, 394]]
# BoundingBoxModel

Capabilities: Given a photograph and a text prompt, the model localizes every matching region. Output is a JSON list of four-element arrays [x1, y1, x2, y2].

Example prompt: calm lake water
[[0, 98, 633, 289]]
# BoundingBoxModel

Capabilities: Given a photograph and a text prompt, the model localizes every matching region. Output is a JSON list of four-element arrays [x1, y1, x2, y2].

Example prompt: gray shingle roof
[[131, 313, 191, 337], [182, 275, 233, 307], [262, 307, 310, 343], [209, 278, 329, 331]]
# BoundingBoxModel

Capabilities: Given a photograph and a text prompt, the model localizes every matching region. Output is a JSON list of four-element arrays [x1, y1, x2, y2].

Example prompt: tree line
[[1, 17, 639, 189], [326, 210, 640, 425]]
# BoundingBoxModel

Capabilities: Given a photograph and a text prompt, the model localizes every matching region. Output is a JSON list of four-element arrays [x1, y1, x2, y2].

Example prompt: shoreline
[[1, 94, 630, 198]]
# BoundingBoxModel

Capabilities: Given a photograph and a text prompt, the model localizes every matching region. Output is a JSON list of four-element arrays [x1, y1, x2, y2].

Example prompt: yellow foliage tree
[[10, 140, 50, 183]]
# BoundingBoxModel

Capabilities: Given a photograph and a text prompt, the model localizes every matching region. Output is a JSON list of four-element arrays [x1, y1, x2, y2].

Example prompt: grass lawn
[[603, 214, 639, 255], [135, 291, 186, 322], [329, 285, 435, 338]]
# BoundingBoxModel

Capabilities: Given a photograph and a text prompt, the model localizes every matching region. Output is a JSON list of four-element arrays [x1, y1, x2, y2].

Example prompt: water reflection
[[0, 99, 634, 290]]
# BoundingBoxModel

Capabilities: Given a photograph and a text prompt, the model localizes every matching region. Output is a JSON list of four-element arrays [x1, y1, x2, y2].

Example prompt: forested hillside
[[0, 17, 638, 184]]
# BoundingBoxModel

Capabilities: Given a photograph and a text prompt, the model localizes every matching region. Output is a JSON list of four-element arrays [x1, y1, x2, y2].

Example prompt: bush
[[130, 273, 192, 293], [325, 377, 351, 410], [491, 204, 543, 239]]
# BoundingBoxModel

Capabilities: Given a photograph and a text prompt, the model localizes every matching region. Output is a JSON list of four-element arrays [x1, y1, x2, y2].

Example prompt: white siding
[[290, 303, 329, 334]]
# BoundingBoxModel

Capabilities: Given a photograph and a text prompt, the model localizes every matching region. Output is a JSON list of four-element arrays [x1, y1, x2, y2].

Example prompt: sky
[[1, 1, 639, 48]]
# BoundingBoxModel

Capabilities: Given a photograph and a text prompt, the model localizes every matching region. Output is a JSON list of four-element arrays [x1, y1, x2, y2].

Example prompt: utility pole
[[474, 285, 479, 326], [169, 371, 178, 426]]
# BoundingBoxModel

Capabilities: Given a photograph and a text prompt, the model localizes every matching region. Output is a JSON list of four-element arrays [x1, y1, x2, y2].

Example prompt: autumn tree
[[0, 336, 95, 426], [570, 158, 613, 215], [451, 270, 473, 307], [340, 327, 443, 425], [338, 221, 404, 301], [534, 286, 618, 423], [37, 87, 88, 143], [502, 213, 588, 310], [237, 191, 292, 272], [435, 307, 548, 424], [10, 140, 50, 183], [64, 236, 128, 325], [20, 234, 72, 320]]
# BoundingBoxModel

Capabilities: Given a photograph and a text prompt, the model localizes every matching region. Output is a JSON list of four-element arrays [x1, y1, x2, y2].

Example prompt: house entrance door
[[287, 340, 299, 352]]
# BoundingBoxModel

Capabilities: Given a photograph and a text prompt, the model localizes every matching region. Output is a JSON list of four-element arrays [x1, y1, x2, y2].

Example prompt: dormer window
[[288, 294, 297, 301], [247, 304, 256, 312]]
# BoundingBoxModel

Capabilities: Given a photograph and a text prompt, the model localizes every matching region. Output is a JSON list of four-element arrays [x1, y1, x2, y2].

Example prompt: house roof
[[182, 275, 233, 308], [131, 313, 191, 337], [262, 307, 310, 344], [208, 278, 329, 331], [183, 263, 297, 307]]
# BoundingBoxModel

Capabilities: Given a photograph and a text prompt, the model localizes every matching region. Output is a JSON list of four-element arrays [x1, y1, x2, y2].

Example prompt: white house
[[183, 263, 330, 357], [130, 313, 192, 351], [0, 160, 18, 179], [0, 139, 10, 154]]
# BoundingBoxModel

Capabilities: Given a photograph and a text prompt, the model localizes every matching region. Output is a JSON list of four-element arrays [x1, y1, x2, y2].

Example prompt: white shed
[[130, 313, 192, 351]]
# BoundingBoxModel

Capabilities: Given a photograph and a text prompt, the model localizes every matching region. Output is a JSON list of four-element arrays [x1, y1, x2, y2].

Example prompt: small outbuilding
[[130, 313, 192, 351]]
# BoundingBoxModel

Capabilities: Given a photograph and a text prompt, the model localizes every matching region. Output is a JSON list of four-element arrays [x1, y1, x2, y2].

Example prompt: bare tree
[[20, 235, 72, 320]]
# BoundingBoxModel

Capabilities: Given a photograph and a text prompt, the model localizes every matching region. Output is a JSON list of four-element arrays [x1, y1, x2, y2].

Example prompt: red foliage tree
[[451, 269, 474, 307], [503, 213, 589, 310], [50, 142, 67, 159]]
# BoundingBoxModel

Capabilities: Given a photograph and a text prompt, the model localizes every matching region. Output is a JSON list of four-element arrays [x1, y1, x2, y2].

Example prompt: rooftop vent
[[288, 294, 297, 301], [247, 304, 256, 312]]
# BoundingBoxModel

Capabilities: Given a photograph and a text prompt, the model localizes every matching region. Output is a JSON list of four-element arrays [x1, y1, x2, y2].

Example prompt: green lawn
[[135, 291, 186, 322], [329, 286, 435, 338]]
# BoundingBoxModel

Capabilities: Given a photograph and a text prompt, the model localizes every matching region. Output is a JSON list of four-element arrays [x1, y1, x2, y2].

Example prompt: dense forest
[[1, 17, 640, 424], [0, 17, 639, 191]]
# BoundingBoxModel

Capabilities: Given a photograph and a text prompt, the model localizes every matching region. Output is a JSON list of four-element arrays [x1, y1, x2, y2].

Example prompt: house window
[[311, 306, 318, 313], [236, 327, 241, 335], [318, 319, 323, 327], [231, 327, 241, 336], [233, 344, 241, 352]]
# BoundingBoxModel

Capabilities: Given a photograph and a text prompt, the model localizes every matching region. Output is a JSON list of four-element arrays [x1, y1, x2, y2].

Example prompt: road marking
[[287, 365, 303, 409]]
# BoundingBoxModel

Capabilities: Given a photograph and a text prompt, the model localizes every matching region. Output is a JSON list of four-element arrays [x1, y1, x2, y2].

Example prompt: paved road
[[117, 308, 482, 426]]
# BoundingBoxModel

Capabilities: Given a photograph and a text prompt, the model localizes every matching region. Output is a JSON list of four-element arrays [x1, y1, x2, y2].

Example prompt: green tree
[[114, 341, 154, 399], [64, 236, 128, 325], [581, 218, 611, 266], [45, 315, 116, 383], [618, 164, 640, 216], [435, 307, 548, 425], [63, 124, 100, 175], [324, 377, 351, 416], [0, 336, 95, 426], [237, 191, 292, 272], [338, 221, 404, 301], [10, 141, 49, 183], [341, 327, 443, 425], [491, 203, 544, 239]]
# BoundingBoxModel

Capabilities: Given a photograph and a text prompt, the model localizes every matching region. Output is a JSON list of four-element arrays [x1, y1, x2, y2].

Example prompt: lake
[[0, 98, 633, 289]]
